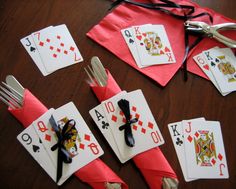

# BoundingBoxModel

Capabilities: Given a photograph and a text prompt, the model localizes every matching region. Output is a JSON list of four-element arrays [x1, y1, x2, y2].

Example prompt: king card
[[183, 120, 229, 179], [132, 24, 176, 66], [168, 117, 205, 182], [203, 48, 236, 93]]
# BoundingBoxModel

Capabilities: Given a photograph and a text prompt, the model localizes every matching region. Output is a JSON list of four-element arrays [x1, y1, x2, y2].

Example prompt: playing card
[[168, 117, 205, 182], [183, 120, 229, 179], [17, 123, 58, 184], [20, 26, 53, 76], [203, 48, 236, 93], [121, 25, 151, 68], [32, 24, 83, 73], [102, 89, 164, 160], [193, 48, 229, 96], [89, 93, 131, 163], [132, 24, 176, 66], [49, 102, 104, 180], [33, 108, 57, 167]]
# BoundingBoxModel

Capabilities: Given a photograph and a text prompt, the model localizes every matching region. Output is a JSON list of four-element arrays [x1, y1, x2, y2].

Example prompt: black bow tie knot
[[118, 99, 138, 147]]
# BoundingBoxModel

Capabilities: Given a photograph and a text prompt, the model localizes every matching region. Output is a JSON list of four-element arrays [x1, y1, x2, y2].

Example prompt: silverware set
[[84, 56, 108, 87], [1, 57, 106, 109], [0, 75, 24, 109]]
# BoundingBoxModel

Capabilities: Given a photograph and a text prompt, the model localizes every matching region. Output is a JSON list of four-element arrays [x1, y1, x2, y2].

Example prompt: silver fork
[[0, 82, 23, 109]]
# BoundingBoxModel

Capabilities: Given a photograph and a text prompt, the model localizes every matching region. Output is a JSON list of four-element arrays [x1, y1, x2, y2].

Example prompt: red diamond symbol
[[84, 134, 90, 141], [64, 50, 68, 54], [119, 111, 124, 116], [53, 54, 57, 58], [148, 122, 154, 129], [39, 41, 44, 46], [57, 35, 61, 39], [132, 106, 137, 112], [45, 134, 51, 141], [70, 46, 75, 51], [46, 38, 50, 42], [141, 128, 146, 134], [135, 113, 140, 119], [50, 46, 54, 50], [122, 117, 126, 123], [211, 158, 216, 165], [79, 143, 85, 150], [187, 135, 193, 143], [57, 48, 61, 52], [111, 115, 117, 122], [194, 132, 199, 138], [60, 43, 64, 47], [218, 153, 223, 161], [138, 120, 143, 126], [133, 125, 137, 131]]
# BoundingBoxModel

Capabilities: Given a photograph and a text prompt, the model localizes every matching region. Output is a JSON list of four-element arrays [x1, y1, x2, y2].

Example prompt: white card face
[[132, 24, 176, 66], [33, 108, 57, 167], [203, 48, 236, 93], [183, 120, 229, 179], [32, 24, 83, 73], [168, 117, 205, 182], [193, 51, 229, 96], [121, 25, 150, 68], [89, 103, 130, 163], [50, 102, 104, 179], [17, 123, 57, 183], [102, 89, 164, 160], [20, 34, 52, 76]]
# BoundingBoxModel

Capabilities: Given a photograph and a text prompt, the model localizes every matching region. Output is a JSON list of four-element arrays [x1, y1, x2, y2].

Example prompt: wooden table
[[0, 0, 235, 189]]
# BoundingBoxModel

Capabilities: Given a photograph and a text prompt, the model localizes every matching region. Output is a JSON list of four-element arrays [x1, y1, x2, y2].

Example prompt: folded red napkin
[[87, 0, 236, 86], [9, 89, 128, 189], [90, 69, 177, 189]]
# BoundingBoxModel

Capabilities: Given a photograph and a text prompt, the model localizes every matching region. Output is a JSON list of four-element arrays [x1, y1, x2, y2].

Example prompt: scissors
[[185, 20, 236, 48]]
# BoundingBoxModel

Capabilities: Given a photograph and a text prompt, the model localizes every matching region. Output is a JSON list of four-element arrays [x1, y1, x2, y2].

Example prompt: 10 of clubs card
[[182, 119, 229, 179], [132, 24, 176, 66]]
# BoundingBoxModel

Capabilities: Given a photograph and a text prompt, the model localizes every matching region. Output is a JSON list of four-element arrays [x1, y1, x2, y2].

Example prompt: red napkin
[[90, 69, 177, 189], [87, 0, 236, 86], [9, 89, 128, 189]]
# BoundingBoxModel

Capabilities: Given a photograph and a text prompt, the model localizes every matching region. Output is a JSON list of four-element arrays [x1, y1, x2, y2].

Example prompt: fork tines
[[0, 82, 23, 109]]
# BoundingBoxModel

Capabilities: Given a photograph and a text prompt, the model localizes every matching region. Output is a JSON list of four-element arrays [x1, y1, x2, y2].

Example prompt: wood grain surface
[[0, 0, 235, 189]]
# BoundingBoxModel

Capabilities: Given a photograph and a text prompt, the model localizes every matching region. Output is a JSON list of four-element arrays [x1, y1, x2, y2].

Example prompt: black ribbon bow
[[49, 116, 77, 183], [110, 0, 213, 81], [118, 99, 138, 147]]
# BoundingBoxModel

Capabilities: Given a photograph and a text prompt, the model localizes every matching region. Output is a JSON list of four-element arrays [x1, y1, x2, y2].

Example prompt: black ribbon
[[49, 116, 76, 183], [118, 99, 138, 147], [110, 0, 213, 80]]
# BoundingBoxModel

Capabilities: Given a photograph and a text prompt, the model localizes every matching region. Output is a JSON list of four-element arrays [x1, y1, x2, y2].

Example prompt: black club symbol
[[102, 121, 109, 129], [176, 137, 183, 146]]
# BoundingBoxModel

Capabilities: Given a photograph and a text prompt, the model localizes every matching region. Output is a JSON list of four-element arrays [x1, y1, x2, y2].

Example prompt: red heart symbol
[[203, 64, 209, 70], [136, 35, 142, 41], [164, 47, 170, 52], [142, 33, 147, 37]]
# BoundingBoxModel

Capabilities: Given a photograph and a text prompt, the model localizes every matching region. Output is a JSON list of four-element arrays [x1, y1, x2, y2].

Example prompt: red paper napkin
[[9, 89, 128, 189], [87, 0, 236, 86], [90, 69, 177, 189]]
